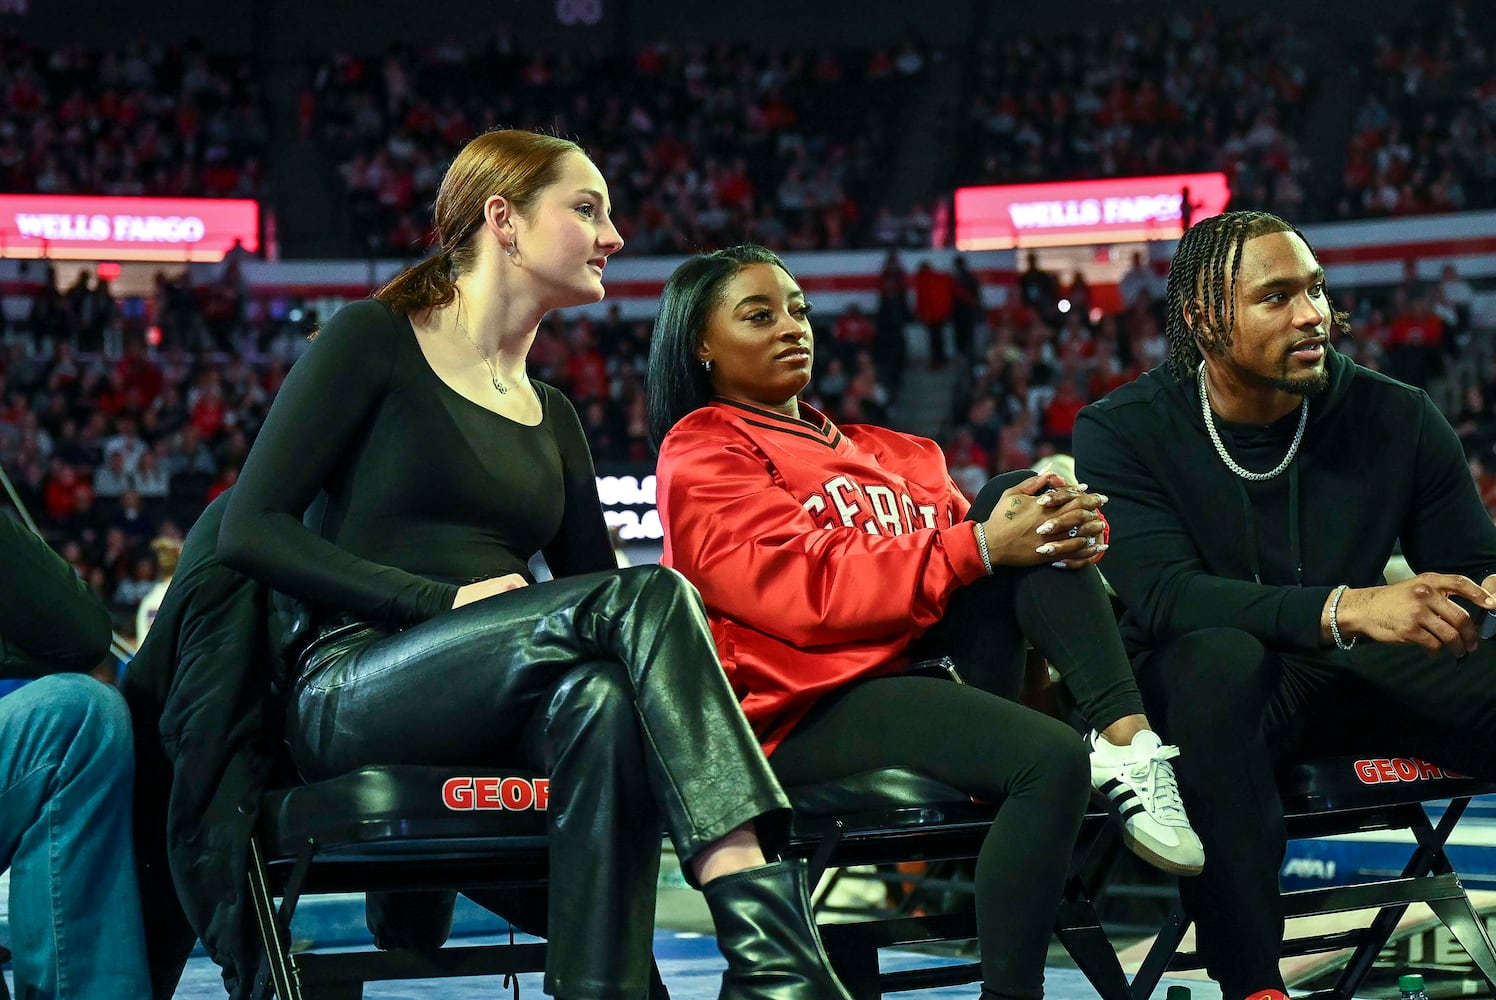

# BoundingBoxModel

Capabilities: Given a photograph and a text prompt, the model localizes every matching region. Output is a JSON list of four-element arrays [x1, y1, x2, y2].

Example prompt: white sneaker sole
[[1119, 825, 1205, 877]]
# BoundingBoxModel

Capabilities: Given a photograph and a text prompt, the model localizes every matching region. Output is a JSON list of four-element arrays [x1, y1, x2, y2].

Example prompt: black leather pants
[[288, 565, 791, 999], [366, 663, 676, 998]]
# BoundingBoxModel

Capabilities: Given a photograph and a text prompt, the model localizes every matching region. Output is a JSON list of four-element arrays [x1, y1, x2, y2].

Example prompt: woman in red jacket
[[648, 245, 1201, 1000]]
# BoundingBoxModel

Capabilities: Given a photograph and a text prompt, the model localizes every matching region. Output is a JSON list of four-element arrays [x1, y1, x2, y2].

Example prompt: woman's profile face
[[698, 263, 814, 409], [510, 153, 625, 309]]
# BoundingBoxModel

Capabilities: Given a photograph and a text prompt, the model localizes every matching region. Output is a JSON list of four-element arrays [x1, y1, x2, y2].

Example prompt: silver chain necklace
[[454, 311, 515, 394], [1197, 361, 1308, 482]]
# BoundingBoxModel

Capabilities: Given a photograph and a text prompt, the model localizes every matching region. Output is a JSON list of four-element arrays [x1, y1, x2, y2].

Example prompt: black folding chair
[[785, 767, 1129, 1000], [248, 762, 1138, 999], [248, 765, 551, 1000], [1129, 755, 1496, 1000]]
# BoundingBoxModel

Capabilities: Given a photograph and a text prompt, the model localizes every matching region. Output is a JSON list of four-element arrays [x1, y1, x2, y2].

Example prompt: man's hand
[[1329, 573, 1496, 655]]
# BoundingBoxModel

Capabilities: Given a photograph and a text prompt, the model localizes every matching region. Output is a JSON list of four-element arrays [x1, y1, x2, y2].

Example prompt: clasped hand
[[982, 472, 1109, 570]]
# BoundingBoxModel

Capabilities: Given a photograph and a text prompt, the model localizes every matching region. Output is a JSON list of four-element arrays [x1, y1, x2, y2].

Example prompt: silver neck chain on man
[[1197, 361, 1308, 482], [455, 311, 514, 394]]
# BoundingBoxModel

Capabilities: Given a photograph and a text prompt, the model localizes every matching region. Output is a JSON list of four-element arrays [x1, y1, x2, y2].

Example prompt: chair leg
[[1330, 895, 1413, 997], [1055, 884, 1131, 1000], [822, 933, 883, 1000], [1410, 797, 1469, 873], [806, 822, 846, 885], [1333, 801, 1475, 998], [1427, 894, 1496, 993], [247, 835, 302, 1000], [1130, 903, 1191, 1000]]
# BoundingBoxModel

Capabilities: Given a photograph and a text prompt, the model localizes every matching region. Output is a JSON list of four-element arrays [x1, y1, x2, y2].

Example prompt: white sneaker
[[1090, 730, 1205, 876]]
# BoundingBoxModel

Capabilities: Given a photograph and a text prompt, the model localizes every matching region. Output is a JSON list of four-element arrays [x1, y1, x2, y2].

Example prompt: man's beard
[[1268, 365, 1329, 397]]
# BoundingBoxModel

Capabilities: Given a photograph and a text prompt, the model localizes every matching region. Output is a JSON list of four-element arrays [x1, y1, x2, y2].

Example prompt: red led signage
[[0, 195, 260, 262], [954, 172, 1230, 250]]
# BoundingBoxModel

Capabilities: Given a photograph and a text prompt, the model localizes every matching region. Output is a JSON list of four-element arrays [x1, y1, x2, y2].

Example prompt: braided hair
[[1164, 210, 1351, 380]]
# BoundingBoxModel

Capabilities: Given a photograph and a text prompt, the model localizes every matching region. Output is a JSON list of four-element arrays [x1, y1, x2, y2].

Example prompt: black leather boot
[[701, 858, 854, 999]]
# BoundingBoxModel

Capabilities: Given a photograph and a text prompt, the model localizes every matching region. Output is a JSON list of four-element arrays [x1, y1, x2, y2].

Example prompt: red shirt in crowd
[[1390, 309, 1444, 348], [565, 349, 609, 403], [1043, 384, 1087, 439], [913, 266, 954, 325], [833, 310, 876, 350]]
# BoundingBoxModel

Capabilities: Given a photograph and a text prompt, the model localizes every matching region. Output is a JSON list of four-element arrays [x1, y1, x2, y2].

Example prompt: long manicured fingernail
[[1095, 543, 1109, 552], [1076, 482, 1088, 491], [1052, 561, 1069, 569], [1037, 494, 1055, 506], [1038, 521, 1055, 534], [1037, 543, 1057, 554], [1098, 494, 1110, 504]]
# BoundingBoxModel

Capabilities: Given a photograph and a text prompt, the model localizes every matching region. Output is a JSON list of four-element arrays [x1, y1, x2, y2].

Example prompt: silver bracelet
[[974, 522, 994, 575], [1329, 584, 1356, 650]]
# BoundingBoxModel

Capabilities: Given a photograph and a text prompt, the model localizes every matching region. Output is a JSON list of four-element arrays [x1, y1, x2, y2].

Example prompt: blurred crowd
[[310, 33, 924, 257], [1337, 3, 1496, 218], [3, 0, 1490, 255], [0, 257, 306, 642], [956, 14, 1316, 220], [0, 31, 270, 199]]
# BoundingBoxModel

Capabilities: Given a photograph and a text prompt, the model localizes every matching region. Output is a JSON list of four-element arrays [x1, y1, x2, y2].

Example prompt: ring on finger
[[1067, 526, 1079, 538]]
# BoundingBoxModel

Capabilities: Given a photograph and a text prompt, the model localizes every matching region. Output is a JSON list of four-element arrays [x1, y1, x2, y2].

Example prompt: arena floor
[[162, 929, 1218, 999], [0, 869, 1220, 999]]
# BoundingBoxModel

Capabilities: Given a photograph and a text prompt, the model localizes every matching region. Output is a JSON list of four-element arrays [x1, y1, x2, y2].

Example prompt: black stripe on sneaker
[[1100, 780, 1143, 818]]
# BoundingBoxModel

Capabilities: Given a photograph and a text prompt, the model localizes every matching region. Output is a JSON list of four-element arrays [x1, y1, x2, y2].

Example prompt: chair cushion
[[786, 766, 971, 817], [784, 767, 998, 841], [262, 766, 550, 861], [1282, 755, 1496, 813]]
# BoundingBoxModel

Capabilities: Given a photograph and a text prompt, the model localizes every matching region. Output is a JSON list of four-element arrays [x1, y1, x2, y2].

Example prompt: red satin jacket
[[657, 398, 988, 754]]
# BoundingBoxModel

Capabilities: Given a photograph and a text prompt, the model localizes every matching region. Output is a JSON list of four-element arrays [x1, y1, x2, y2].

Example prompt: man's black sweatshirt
[[1074, 348, 1496, 654]]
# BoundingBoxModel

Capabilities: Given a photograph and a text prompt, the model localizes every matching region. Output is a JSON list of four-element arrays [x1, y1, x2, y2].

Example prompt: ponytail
[[375, 252, 458, 316], [369, 129, 584, 318]]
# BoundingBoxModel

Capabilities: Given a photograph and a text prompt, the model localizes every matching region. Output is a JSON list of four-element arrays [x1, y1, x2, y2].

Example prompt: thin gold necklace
[[454, 310, 518, 395]]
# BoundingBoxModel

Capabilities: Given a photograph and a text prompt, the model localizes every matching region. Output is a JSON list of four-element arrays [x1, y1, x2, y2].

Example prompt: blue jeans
[[0, 675, 149, 999]]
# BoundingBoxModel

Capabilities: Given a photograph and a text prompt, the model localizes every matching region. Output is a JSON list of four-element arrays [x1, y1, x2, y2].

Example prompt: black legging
[[771, 677, 1089, 1000], [287, 564, 790, 1000], [770, 471, 1148, 1000], [917, 471, 1146, 728]]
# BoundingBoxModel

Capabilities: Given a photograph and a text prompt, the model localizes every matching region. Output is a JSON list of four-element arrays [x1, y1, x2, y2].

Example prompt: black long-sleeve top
[[1074, 348, 1496, 654], [219, 298, 614, 629], [0, 510, 112, 677]]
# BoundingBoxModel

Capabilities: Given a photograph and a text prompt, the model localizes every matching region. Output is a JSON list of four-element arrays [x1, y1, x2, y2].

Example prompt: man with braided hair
[[1074, 210, 1496, 1000]]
